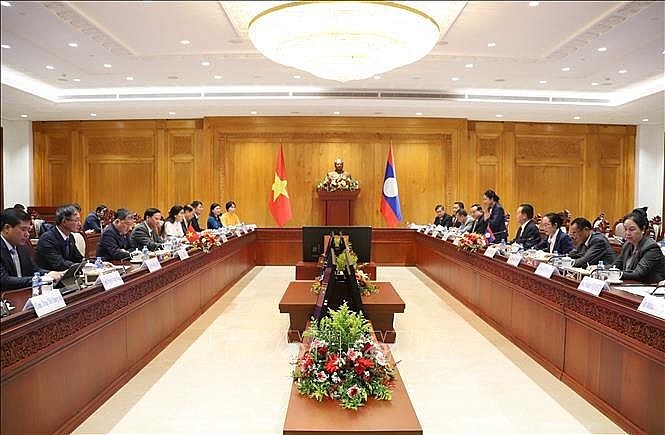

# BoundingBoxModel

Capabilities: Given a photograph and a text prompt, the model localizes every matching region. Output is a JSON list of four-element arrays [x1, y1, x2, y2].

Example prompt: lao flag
[[380, 144, 402, 227], [485, 226, 496, 244]]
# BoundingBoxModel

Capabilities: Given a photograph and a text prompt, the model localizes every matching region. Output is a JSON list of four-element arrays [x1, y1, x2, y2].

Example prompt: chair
[[73, 232, 86, 258], [649, 215, 662, 241], [613, 221, 625, 239]]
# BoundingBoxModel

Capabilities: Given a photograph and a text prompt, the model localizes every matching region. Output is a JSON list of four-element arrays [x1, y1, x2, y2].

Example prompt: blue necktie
[[64, 239, 70, 258]]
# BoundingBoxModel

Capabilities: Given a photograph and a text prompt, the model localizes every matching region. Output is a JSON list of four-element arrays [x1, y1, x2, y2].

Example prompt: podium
[[317, 189, 360, 225]]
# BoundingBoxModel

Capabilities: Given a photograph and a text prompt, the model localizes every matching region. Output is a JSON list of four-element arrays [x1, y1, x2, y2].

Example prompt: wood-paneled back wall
[[33, 117, 635, 229]]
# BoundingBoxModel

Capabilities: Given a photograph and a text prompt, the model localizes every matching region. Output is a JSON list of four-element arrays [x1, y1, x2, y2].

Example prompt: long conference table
[[1, 228, 663, 434]]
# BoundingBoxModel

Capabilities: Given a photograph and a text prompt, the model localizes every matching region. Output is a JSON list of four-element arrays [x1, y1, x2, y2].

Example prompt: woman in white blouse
[[163, 205, 186, 239]]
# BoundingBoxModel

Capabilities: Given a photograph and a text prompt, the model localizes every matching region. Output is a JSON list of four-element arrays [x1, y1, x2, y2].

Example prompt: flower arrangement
[[311, 238, 378, 296], [317, 172, 360, 192], [185, 230, 221, 253], [458, 232, 487, 253], [292, 303, 395, 410]]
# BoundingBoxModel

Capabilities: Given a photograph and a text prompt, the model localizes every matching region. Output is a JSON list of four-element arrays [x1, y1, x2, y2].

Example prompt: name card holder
[[99, 270, 124, 291], [534, 262, 557, 279], [507, 253, 522, 267], [221, 234, 228, 243], [431, 230, 439, 238], [638, 295, 665, 320], [577, 276, 608, 296], [177, 248, 189, 260], [143, 257, 162, 272], [25, 291, 67, 317], [484, 247, 498, 258], [235, 230, 242, 238]]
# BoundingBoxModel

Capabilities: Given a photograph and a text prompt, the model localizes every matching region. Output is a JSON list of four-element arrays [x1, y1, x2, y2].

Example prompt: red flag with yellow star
[[269, 144, 292, 227]]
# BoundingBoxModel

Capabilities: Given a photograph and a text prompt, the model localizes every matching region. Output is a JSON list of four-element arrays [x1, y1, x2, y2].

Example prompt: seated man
[[451, 201, 465, 228], [96, 209, 135, 261], [83, 204, 107, 233], [469, 204, 487, 235], [511, 203, 541, 249], [34, 204, 84, 271], [433, 204, 453, 227], [456, 209, 474, 233], [190, 200, 204, 232], [130, 208, 164, 251], [1, 208, 63, 289], [568, 217, 617, 267]]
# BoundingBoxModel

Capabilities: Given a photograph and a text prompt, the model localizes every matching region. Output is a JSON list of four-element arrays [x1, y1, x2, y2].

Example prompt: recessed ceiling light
[[1, 44, 10, 49], [373, 75, 382, 80], [539, 80, 548, 84], [20, 114, 28, 118], [591, 82, 599, 86], [561, 67, 571, 72], [415, 112, 423, 116], [495, 114, 503, 118], [293, 75, 301, 79], [597, 47, 607, 52], [573, 116, 581, 120], [465, 63, 474, 68], [180, 39, 190, 45], [168, 111, 176, 115], [250, 111, 257, 115], [1, 1, 11, 7], [45, 65, 54, 70], [528, 1, 539, 6], [90, 112, 97, 117], [72, 78, 81, 82], [67, 42, 78, 48], [641, 118, 649, 122], [103, 63, 112, 68], [201, 61, 210, 66], [487, 42, 496, 47], [126, 76, 134, 81], [451, 77, 459, 81], [333, 111, 341, 115], [618, 69, 627, 74], [213, 75, 222, 80], [168, 76, 179, 80]]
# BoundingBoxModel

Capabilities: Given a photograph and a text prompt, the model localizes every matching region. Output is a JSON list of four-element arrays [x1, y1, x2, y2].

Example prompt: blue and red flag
[[380, 144, 402, 227], [485, 226, 496, 244]]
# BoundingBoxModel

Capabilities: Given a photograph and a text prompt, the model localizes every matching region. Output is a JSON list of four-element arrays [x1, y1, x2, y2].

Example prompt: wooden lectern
[[316, 189, 360, 226]]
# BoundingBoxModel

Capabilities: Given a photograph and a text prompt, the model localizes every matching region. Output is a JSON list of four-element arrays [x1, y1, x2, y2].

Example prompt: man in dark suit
[[1, 208, 62, 289], [433, 204, 453, 227], [451, 201, 465, 228], [469, 204, 487, 235], [97, 209, 135, 261], [569, 217, 617, 267], [511, 203, 541, 249], [130, 208, 164, 251], [34, 204, 84, 271], [190, 200, 203, 232], [83, 204, 107, 233]]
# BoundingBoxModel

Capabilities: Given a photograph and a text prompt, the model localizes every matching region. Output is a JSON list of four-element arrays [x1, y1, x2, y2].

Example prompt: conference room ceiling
[[1, 1, 663, 125]]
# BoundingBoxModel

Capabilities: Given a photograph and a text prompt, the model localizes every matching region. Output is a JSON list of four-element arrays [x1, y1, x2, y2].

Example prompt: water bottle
[[596, 260, 606, 280], [95, 256, 104, 269], [141, 245, 149, 262], [31, 272, 41, 297]]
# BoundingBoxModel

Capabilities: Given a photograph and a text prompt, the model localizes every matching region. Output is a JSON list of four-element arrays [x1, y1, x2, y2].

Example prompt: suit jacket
[[1, 242, 48, 290], [535, 230, 574, 254], [483, 204, 507, 242], [471, 216, 487, 235], [190, 215, 202, 232], [460, 216, 475, 233], [97, 223, 131, 260], [34, 226, 83, 271], [613, 237, 665, 283], [512, 220, 541, 250], [433, 213, 453, 228], [129, 222, 163, 251], [569, 232, 617, 268], [82, 212, 102, 233]]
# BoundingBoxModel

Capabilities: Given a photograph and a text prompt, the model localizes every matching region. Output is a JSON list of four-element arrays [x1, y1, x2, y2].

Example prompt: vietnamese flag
[[269, 144, 293, 227], [185, 224, 200, 242], [380, 143, 402, 227]]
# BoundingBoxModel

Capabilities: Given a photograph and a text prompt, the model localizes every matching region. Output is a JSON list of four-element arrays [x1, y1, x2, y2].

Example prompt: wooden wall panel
[[32, 118, 634, 227]]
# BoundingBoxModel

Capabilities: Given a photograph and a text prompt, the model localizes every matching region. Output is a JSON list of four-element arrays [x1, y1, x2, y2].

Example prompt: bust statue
[[318, 157, 359, 191], [328, 158, 350, 178]]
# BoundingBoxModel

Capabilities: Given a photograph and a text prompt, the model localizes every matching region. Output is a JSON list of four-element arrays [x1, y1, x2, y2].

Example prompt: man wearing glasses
[[34, 204, 84, 271], [97, 209, 136, 261]]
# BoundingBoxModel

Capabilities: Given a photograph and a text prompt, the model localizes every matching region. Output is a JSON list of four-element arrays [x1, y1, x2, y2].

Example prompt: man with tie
[[512, 203, 541, 249], [433, 204, 453, 227], [190, 200, 203, 232], [451, 201, 465, 228], [469, 204, 487, 235], [1, 208, 63, 289], [568, 217, 617, 267], [34, 204, 84, 271], [130, 208, 164, 251], [97, 208, 135, 261]]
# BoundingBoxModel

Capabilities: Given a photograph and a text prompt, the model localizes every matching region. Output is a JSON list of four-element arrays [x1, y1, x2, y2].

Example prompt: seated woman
[[613, 208, 665, 283], [163, 205, 185, 239], [207, 202, 223, 230], [535, 212, 574, 254], [221, 200, 241, 227]]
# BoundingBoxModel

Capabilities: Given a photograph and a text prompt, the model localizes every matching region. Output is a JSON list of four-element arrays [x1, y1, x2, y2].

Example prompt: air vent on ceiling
[[118, 93, 202, 99], [551, 97, 610, 104], [291, 91, 380, 98], [466, 94, 550, 102], [60, 94, 117, 100], [379, 92, 464, 99], [204, 92, 290, 98]]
